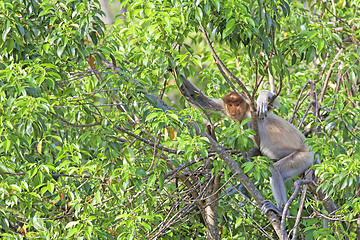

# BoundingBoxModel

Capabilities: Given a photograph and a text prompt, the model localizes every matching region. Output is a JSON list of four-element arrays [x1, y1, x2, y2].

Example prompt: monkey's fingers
[[257, 102, 268, 120], [260, 200, 282, 215]]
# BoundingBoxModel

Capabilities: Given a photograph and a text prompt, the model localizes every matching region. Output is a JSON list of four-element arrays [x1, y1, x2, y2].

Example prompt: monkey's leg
[[262, 151, 314, 215], [276, 151, 314, 180], [261, 166, 286, 215], [270, 166, 288, 209]]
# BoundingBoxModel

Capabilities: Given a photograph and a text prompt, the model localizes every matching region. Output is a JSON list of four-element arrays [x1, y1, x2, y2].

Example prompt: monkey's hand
[[257, 91, 270, 120], [256, 90, 280, 119], [261, 200, 282, 215]]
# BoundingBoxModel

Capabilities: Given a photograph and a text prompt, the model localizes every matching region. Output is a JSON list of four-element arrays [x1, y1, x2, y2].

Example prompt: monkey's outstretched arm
[[178, 75, 279, 118], [179, 74, 226, 114], [256, 90, 281, 119]]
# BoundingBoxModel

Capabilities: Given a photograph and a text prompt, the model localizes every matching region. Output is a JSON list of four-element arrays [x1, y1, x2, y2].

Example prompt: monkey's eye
[[228, 104, 232, 107], [235, 104, 240, 107]]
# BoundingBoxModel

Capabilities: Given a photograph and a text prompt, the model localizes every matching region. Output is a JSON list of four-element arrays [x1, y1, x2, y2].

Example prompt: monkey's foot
[[261, 200, 282, 215]]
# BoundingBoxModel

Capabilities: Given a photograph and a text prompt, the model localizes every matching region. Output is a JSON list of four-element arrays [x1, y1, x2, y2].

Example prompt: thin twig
[[50, 112, 101, 128], [319, 49, 343, 102], [198, 23, 251, 102], [289, 80, 310, 123], [281, 179, 315, 239], [160, 76, 167, 99], [330, 62, 344, 111], [0, 171, 105, 180], [198, 22, 261, 147], [289, 92, 310, 124], [291, 185, 308, 240], [297, 102, 313, 129]]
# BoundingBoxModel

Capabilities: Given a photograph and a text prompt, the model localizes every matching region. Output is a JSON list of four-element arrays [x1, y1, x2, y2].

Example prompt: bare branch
[[330, 61, 344, 111], [281, 179, 315, 239], [319, 49, 343, 102], [289, 81, 310, 124], [0, 171, 105, 180], [50, 112, 101, 128], [291, 185, 308, 240], [198, 23, 251, 103], [198, 23, 261, 147], [192, 123, 283, 238]]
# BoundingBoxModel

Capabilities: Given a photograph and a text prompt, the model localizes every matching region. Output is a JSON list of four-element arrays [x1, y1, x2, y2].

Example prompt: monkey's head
[[223, 92, 249, 121]]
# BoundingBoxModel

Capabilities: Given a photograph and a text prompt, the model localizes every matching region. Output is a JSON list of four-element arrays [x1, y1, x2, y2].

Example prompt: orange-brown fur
[[222, 92, 249, 121]]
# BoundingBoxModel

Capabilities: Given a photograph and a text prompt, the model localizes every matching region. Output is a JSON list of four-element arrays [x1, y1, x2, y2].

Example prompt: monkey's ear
[[256, 90, 280, 119], [178, 74, 226, 114]]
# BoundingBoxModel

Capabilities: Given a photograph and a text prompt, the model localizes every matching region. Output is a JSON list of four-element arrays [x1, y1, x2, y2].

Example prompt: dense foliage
[[1, 0, 359, 239]]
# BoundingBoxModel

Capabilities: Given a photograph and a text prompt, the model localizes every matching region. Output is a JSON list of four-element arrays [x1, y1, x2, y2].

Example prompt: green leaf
[[65, 221, 79, 229], [307, 30, 318, 39], [124, 147, 135, 164], [223, 18, 235, 39], [140, 221, 151, 231], [259, 6, 265, 20], [38, 104, 50, 111], [265, 13, 272, 33], [341, 177, 348, 190], [193, 57, 202, 68], [101, 118, 108, 128], [212, 0, 220, 11], [282, 0, 290, 15], [332, 33, 342, 42], [57, 46, 65, 58], [43, 43, 50, 52], [242, 162, 254, 173], [211, 26, 218, 41], [5, 39, 15, 52], [142, 56, 148, 66], [245, 17, 255, 28], [2, 21, 11, 42], [279, 4, 287, 17], [317, 38, 325, 52], [146, 112, 161, 121], [291, 53, 297, 65], [47, 182, 54, 194], [184, 44, 194, 54], [305, 46, 316, 64], [10, 184, 21, 192], [3, 140, 11, 153], [147, 174, 156, 187], [195, 7, 203, 21], [253, 169, 260, 181], [95, 191, 101, 203]]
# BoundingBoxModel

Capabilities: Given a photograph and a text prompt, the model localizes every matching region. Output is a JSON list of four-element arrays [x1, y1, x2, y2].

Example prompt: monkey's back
[[257, 113, 308, 160]]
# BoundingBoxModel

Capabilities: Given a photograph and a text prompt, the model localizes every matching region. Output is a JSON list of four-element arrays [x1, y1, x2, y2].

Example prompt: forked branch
[[198, 22, 261, 147]]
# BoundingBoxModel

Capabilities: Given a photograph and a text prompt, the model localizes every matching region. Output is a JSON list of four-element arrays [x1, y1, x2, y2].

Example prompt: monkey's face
[[223, 92, 248, 121], [225, 101, 247, 121]]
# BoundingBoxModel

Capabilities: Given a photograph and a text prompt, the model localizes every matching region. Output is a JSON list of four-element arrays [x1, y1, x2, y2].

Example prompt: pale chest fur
[[250, 113, 308, 160]]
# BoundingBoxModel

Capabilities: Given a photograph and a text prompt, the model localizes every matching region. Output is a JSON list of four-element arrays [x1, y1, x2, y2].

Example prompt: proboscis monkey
[[223, 91, 314, 214], [178, 74, 314, 215]]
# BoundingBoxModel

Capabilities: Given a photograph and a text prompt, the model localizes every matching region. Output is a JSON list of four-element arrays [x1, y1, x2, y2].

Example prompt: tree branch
[[319, 49, 343, 102], [291, 185, 308, 240], [198, 23, 261, 147], [192, 123, 282, 238], [281, 179, 315, 239]]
